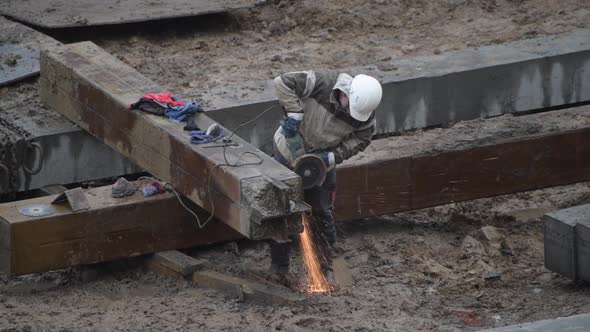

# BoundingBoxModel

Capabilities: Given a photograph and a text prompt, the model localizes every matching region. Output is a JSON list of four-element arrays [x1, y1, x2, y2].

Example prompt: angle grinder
[[292, 154, 327, 189]]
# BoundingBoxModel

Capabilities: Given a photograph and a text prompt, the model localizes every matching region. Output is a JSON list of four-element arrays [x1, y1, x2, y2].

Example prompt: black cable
[[187, 104, 283, 229]]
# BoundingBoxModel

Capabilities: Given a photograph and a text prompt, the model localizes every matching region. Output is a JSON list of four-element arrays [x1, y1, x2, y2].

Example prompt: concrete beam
[[543, 204, 590, 282], [199, 29, 590, 154], [40, 41, 306, 240], [0, 184, 242, 276], [0, 0, 253, 28], [5, 129, 141, 194]]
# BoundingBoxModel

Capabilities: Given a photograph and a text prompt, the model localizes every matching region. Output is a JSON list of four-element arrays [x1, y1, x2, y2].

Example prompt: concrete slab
[[543, 203, 590, 281], [0, 16, 61, 86], [576, 221, 590, 282], [0, 45, 39, 86], [481, 313, 590, 331], [0, 0, 252, 28], [199, 29, 590, 154], [543, 211, 578, 280]]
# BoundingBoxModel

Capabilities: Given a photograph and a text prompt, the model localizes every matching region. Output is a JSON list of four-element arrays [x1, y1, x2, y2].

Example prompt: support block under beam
[[40, 42, 305, 240], [543, 204, 590, 282], [0, 184, 242, 276]]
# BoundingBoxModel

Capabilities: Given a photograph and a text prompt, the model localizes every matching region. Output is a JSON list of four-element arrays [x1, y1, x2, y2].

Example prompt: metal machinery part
[[0, 116, 32, 198], [292, 154, 327, 190]]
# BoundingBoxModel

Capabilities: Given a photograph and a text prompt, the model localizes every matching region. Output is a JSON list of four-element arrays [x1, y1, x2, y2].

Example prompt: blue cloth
[[190, 130, 225, 144], [142, 184, 160, 197], [164, 98, 202, 122], [280, 117, 301, 138]]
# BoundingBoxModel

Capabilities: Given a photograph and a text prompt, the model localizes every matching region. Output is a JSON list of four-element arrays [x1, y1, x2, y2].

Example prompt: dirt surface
[[2, 0, 590, 331], [92, 0, 590, 96], [3, 182, 590, 331]]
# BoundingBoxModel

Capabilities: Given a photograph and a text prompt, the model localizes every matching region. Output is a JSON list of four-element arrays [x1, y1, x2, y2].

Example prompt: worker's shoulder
[[311, 69, 343, 80]]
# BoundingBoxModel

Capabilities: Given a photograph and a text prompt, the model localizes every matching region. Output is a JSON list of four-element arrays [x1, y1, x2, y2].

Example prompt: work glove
[[318, 151, 336, 170], [280, 117, 301, 138]]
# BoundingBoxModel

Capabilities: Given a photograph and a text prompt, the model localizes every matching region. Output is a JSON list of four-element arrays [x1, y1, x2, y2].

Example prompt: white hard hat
[[349, 74, 382, 122]]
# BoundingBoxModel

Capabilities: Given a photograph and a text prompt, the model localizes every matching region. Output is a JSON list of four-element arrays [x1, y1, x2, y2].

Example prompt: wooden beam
[[145, 250, 208, 278], [336, 127, 590, 220], [39, 41, 306, 240], [0, 184, 242, 276], [192, 270, 304, 305]]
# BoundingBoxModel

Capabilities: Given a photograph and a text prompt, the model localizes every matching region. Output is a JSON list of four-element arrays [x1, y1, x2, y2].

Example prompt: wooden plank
[[0, 184, 242, 276], [40, 41, 305, 240], [335, 127, 590, 221], [192, 270, 304, 305], [0, 0, 253, 28], [146, 250, 208, 278]]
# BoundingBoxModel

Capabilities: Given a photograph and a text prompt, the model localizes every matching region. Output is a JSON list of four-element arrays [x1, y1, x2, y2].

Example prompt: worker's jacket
[[273, 70, 376, 165]]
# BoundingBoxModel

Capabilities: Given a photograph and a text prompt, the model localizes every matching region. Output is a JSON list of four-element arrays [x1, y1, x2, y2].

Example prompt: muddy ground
[[1, 0, 590, 331]]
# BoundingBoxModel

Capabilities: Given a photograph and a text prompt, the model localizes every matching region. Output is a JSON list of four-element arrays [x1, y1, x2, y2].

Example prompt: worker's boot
[[269, 240, 299, 289]]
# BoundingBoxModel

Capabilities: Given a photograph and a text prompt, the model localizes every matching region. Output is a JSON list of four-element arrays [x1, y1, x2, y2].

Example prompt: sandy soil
[[2, 0, 590, 331], [2, 181, 590, 331]]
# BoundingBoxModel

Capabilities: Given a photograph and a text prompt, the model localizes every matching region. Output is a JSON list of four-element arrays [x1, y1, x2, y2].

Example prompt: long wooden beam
[[4, 120, 590, 275], [40, 42, 305, 240], [0, 184, 242, 276], [335, 126, 590, 220]]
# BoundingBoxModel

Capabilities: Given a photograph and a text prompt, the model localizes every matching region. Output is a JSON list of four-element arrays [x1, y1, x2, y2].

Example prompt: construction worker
[[270, 70, 383, 283]]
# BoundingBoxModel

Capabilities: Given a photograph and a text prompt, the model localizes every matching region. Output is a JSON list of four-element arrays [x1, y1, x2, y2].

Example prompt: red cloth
[[143, 92, 186, 107]]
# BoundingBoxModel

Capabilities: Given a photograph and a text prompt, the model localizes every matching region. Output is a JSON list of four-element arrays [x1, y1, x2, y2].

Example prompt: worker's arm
[[274, 70, 317, 115], [320, 119, 375, 167]]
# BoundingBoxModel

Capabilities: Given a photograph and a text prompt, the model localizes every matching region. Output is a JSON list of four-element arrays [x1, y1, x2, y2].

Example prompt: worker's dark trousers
[[270, 158, 337, 274]]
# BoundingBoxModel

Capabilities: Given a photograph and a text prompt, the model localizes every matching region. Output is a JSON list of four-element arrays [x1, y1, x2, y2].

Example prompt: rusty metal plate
[[0, 0, 253, 28], [0, 44, 39, 86]]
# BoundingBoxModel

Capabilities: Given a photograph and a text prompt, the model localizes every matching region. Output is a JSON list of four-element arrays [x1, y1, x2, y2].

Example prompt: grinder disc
[[293, 154, 327, 189]]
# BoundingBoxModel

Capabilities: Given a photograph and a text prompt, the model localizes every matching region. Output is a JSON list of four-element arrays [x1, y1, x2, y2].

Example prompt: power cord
[[158, 104, 283, 229]]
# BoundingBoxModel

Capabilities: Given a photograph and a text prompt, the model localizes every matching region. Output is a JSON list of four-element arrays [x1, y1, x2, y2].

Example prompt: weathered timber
[[146, 250, 208, 278], [0, 0, 252, 28], [40, 41, 305, 240], [335, 126, 590, 221], [192, 270, 304, 305], [0, 184, 242, 276]]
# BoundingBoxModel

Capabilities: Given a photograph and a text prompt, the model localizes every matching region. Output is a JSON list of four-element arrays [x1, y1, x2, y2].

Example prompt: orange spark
[[299, 213, 331, 293]]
